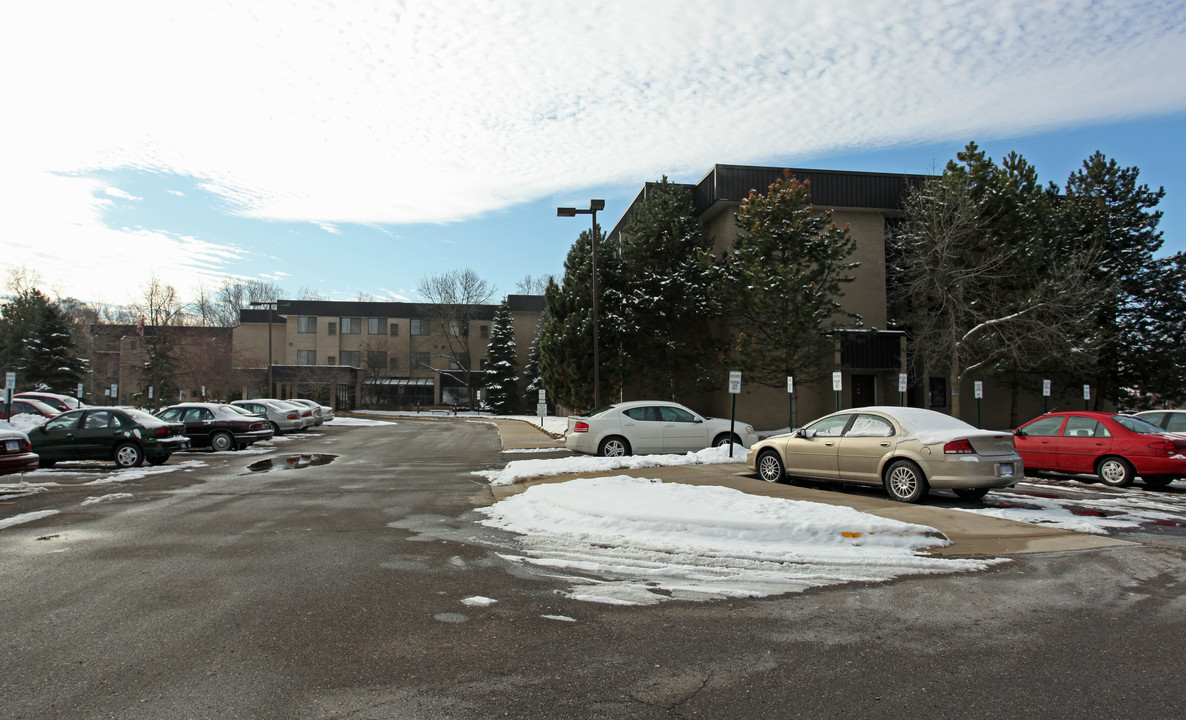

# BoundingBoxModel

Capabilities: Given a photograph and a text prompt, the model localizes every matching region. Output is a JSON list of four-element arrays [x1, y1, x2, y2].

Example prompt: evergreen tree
[[1121, 252, 1186, 408], [1061, 152, 1166, 407], [484, 298, 520, 414], [717, 173, 860, 389], [0, 287, 86, 392], [618, 178, 721, 400], [522, 310, 545, 407], [539, 228, 622, 410]]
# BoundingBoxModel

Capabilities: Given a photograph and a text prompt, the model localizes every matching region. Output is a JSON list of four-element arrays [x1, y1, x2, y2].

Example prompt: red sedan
[[1013, 411, 1186, 488], [0, 428, 39, 476]]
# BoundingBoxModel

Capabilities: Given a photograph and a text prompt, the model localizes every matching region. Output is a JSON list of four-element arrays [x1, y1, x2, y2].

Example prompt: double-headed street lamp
[[557, 199, 605, 409]]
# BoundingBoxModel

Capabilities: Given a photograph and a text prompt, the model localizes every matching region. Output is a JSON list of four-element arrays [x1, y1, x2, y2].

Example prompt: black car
[[155, 403, 273, 451], [28, 407, 189, 468]]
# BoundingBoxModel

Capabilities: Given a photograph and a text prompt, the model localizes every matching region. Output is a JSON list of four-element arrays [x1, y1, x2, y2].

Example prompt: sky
[[3, 0, 1186, 308]]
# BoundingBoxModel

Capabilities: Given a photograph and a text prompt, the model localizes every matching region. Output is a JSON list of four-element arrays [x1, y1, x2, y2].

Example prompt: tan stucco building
[[232, 296, 545, 410]]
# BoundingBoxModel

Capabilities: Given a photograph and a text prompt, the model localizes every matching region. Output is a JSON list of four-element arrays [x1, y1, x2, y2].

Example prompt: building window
[[297, 316, 316, 333], [929, 377, 947, 408], [340, 317, 361, 334], [368, 318, 387, 335], [449, 320, 467, 337], [479, 324, 489, 339], [389, 323, 399, 337], [328, 322, 337, 336], [389, 356, 399, 370], [411, 318, 431, 336], [340, 351, 361, 367], [296, 350, 316, 365], [327, 356, 337, 365], [367, 350, 388, 370], [410, 351, 431, 369], [449, 354, 469, 371]]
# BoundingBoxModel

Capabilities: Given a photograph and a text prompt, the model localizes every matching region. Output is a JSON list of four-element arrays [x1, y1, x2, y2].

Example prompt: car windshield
[[1112, 415, 1165, 434], [223, 405, 255, 416], [584, 405, 617, 418]]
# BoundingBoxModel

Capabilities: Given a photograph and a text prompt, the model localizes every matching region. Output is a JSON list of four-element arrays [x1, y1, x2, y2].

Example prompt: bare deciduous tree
[[415, 269, 496, 409]]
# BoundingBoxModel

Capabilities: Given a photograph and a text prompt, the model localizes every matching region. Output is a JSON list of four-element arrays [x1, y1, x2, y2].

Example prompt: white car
[[290, 398, 334, 424], [565, 400, 756, 457]]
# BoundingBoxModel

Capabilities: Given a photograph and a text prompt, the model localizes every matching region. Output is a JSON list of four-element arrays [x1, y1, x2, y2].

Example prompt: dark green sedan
[[28, 407, 189, 468]]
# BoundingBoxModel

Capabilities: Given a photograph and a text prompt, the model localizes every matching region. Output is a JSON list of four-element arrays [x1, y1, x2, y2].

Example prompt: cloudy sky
[[3, 0, 1185, 307]]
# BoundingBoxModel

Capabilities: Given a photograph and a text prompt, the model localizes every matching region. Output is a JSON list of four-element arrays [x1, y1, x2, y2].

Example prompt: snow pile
[[476, 475, 997, 605], [959, 483, 1186, 534], [475, 444, 746, 486], [1, 415, 47, 433]]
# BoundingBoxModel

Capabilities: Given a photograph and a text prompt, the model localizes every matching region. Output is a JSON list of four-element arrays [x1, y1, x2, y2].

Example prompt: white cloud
[[104, 187, 141, 201], [2, 0, 1184, 297]]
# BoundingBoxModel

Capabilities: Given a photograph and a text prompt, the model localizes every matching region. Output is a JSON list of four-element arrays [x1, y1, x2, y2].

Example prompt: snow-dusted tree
[[539, 228, 622, 411], [1123, 252, 1186, 408], [0, 283, 86, 393], [891, 148, 1108, 420], [617, 177, 721, 400], [522, 310, 545, 407], [484, 298, 520, 414], [1061, 152, 1167, 408], [416, 268, 496, 410], [717, 173, 860, 389]]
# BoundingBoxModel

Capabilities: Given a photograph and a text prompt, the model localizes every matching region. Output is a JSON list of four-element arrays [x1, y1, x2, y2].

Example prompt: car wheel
[[713, 433, 742, 447], [146, 454, 170, 466], [270, 422, 283, 436], [598, 436, 631, 457], [1096, 456, 1135, 487], [113, 442, 145, 469], [1141, 475, 1175, 488], [210, 431, 235, 452], [953, 487, 989, 501], [884, 459, 929, 503], [38, 457, 56, 469], [756, 450, 785, 483]]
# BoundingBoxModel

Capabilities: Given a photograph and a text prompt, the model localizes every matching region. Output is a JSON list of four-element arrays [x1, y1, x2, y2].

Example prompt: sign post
[[1083, 384, 1091, 411], [974, 380, 984, 428], [537, 389, 547, 420], [1042, 379, 1052, 413], [898, 373, 908, 407], [832, 371, 843, 412], [728, 371, 742, 455], [786, 376, 794, 431], [4, 372, 14, 417], [110, 383, 118, 406]]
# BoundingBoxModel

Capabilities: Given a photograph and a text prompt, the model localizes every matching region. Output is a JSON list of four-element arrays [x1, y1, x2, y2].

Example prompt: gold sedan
[[745, 407, 1022, 503]]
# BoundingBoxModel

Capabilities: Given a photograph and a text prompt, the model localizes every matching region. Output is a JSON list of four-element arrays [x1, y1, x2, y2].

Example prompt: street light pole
[[250, 301, 276, 397], [557, 199, 605, 409]]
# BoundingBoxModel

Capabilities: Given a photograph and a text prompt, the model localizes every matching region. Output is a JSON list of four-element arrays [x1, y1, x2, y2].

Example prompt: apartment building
[[233, 295, 545, 409]]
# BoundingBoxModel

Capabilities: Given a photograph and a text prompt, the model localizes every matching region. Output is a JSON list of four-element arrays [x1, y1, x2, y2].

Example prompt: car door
[[836, 413, 896, 485], [782, 414, 852, 481], [183, 407, 214, 446], [74, 410, 123, 461], [33, 410, 85, 460], [1013, 416, 1066, 471], [658, 405, 709, 453], [1053, 416, 1111, 474], [619, 406, 664, 454]]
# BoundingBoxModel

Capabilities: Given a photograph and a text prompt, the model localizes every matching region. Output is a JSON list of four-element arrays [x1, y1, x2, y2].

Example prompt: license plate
[[4, 440, 17, 452], [999, 463, 1014, 478]]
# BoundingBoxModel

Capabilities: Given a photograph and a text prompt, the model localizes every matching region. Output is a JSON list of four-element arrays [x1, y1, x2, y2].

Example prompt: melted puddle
[[246, 454, 337, 473]]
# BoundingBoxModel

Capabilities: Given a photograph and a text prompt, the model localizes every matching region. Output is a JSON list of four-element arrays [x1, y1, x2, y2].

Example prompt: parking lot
[[2, 417, 1185, 719]]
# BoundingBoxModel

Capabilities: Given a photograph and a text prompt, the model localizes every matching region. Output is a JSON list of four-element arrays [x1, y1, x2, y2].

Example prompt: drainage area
[[247, 454, 337, 473]]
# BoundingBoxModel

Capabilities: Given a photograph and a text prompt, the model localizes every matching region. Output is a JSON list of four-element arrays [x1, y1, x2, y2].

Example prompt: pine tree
[[522, 310, 545, 407], [617, 178, 721, 400], [1062, 152, 1166, 407], [0, 287, 86, 392], [484, 298, 520, 415], [717, 173, 860, 389], [539, 228, 622, 410]]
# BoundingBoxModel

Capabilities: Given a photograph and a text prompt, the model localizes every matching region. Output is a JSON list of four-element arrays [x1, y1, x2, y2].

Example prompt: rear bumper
[[925, 454, 1023, 489]]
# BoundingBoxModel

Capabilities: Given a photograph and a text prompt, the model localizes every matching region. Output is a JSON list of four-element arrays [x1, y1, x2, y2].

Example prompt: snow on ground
[[0, 509, 59, 530], [476, 475, 999, 605], [958, 480, 1186, 534], [330, 416, 396, 427], [476, 444, 747, 486]]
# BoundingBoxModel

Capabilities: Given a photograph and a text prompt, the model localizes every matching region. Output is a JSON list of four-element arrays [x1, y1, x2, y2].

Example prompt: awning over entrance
[[363, 377, 434, 387]]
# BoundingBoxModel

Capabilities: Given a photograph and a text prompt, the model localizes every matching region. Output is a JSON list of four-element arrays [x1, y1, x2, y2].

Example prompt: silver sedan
[[565, 400, 756, 457]]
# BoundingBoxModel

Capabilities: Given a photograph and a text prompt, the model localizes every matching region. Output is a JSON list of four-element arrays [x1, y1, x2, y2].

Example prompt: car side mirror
[[1012, 429, 1024, 437]]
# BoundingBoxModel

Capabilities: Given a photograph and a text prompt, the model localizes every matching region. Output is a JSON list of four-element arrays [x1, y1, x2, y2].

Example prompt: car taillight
[[251, 422, 265, 430], [1148, 440, 1185, 453], [574, 421, 589, 433], [154, 427, 172, 437], [944, 439, 976, 454], [287, 413, 297, 420]]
